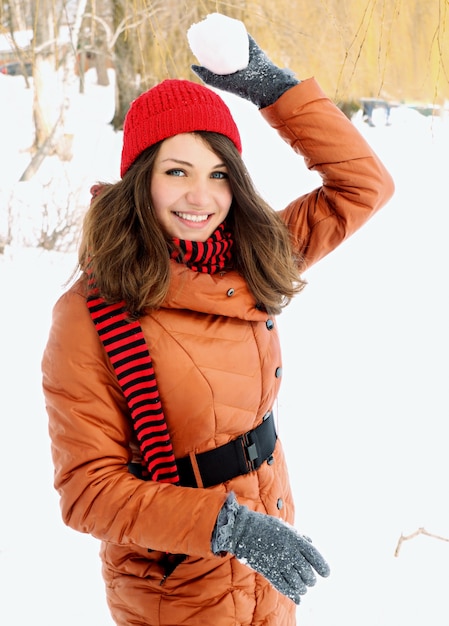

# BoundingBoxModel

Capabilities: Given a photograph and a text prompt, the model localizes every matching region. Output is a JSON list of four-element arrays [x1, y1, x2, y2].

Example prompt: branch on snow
[[394, 527, 449, 557]]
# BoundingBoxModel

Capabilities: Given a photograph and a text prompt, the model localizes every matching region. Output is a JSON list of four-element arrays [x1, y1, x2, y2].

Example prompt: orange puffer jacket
[[42, 79, 394, 626]]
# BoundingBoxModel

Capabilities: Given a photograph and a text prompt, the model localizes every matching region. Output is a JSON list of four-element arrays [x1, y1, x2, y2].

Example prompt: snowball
[[187, 13, 249, 75]]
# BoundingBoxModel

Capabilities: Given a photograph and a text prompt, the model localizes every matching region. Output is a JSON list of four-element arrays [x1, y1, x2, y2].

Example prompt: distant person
[[362, 97, 392, 126], [42, 21, 394, 626]]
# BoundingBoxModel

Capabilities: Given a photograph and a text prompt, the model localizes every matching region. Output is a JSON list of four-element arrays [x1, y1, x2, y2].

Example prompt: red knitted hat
[[120, 79, 242, 177]]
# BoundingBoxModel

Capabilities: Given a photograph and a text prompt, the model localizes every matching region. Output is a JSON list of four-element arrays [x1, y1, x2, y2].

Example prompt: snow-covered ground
[[1, 69, 448, 625]]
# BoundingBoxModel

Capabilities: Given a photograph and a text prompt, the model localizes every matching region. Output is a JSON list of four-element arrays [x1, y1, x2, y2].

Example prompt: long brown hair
[[79, 132, 306, 316]]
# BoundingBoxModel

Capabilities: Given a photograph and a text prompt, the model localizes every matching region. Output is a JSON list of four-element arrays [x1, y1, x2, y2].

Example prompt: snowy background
[[1, 69, 448, 625]]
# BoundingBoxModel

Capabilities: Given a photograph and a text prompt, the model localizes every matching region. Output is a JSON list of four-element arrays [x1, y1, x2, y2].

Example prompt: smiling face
[[150, 133, 233, 242]]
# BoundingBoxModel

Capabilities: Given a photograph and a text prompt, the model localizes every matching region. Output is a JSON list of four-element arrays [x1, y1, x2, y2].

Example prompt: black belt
[[128, 411, 277, 488]]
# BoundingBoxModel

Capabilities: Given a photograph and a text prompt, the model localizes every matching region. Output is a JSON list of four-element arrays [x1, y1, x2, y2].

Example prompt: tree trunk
[[30, 0, 62, 153], [7, 0, 27, 32], [95, 52, 110, 86], [110, 0, 141, 130]]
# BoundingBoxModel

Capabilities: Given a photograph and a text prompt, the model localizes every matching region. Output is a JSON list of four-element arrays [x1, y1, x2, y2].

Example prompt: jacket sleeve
[[42, 286, 227, 557], [261, 78, 395, 270]]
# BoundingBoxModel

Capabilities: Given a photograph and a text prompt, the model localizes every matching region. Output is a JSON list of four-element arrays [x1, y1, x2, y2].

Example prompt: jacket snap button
[[275, 366, 282, 378], [266, 319, 274, 330], [277, 498, 283, 510], [227, 288, 235, 297]]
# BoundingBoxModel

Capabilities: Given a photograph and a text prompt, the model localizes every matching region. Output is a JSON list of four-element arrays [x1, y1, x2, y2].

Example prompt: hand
[[192, 35, 299, 109], [213, 498, 330, 604]]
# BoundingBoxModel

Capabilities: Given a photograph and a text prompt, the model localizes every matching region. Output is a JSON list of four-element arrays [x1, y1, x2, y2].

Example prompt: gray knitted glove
[[212, 494, 330, 604], [192, 35, 299, 109]]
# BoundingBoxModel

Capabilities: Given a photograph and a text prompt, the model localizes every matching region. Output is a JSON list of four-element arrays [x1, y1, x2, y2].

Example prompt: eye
[[211, 171, 229, 180], [166, 168, 185, 177]]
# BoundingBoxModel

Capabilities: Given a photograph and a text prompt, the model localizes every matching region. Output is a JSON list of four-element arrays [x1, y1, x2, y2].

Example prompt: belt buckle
[[242, 430, 259, 471]]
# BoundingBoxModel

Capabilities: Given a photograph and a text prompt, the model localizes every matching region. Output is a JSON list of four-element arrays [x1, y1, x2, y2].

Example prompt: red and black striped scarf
[[86, 223, 233, 484], [170, 222, 233, 273]]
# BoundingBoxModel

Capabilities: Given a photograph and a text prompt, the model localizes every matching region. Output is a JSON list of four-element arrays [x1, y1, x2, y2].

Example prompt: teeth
[[176, 212, 209, 223]]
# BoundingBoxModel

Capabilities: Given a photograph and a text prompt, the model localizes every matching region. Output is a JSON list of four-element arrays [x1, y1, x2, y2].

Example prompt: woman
[[42, 31, 394, 626]]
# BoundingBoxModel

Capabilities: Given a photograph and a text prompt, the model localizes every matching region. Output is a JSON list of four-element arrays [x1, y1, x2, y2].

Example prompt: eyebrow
[[160, 157, 227, 169]]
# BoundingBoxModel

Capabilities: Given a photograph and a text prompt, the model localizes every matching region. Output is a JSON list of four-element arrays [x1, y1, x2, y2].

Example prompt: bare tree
[[77, 0, 111, 90], [4, 0, 28, 31], [20, 0, 89, 179], [1, 0, 32, 87], [30, 0, 61, 149], [110, 0, 148, 129]]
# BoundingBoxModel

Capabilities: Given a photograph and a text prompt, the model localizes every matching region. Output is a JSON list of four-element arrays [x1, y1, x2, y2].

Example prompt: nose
[[185, 178, 211, 208]]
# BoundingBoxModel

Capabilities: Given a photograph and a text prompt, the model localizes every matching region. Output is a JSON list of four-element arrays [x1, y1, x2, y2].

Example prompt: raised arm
[[262, 78, 394, 269]]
